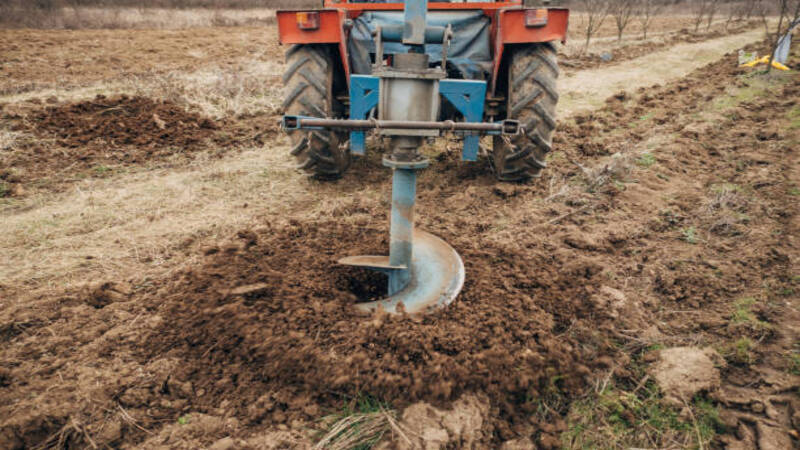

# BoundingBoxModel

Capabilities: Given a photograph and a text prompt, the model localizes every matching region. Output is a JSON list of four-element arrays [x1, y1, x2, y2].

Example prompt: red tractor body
[[277, 2, 568, 97]]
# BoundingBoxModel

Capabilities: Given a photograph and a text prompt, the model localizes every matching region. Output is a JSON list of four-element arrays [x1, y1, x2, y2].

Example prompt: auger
[[279, 0, 568, 313]]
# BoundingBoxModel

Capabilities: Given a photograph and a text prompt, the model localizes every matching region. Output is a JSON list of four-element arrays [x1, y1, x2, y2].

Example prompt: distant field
[[0, 0, 313, 29]]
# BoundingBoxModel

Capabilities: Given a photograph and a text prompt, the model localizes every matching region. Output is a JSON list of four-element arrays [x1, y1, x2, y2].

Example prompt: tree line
[[572, 0, 787, 51]]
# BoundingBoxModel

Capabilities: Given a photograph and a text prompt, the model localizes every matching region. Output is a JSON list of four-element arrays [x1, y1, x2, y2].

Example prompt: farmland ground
[[0, 17, 798, 449]]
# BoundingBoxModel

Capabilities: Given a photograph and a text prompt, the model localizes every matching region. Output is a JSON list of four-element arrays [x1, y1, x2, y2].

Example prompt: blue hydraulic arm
[[348, 75, 380, 155], [439, 79, 487, 161]]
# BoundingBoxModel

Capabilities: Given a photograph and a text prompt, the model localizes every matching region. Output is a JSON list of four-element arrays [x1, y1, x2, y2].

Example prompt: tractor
[[277, 0, 569, 313]]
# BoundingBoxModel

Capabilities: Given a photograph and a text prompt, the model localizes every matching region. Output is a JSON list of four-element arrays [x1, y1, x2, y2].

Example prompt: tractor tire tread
[[493, 43, 559, 181], [282, 45, 349, 179]]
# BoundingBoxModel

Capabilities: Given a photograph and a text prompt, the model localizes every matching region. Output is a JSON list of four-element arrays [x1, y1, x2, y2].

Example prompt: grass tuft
[[730, 297, 771, 333], [787, 106, 800, 130], [314, 395, 404, 450], [636, 152, 656, 168], [788, 352, 800, 375], [562, 381, 723, 449], [721, 337, 755, 365], [681, 226, 698, 244]]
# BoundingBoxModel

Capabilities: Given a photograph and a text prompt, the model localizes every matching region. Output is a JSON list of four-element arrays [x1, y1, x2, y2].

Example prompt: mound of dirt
[[30, 94, 218, 153], [138, 220, 611, 443], [1, 94, 273, 195]]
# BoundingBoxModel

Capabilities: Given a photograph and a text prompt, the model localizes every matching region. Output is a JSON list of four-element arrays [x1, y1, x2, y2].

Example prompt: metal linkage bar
[[283, 116, 520, 135]]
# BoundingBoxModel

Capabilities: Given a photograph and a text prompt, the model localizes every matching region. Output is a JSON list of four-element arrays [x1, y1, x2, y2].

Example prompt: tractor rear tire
[[282, 45, 349, 179], [492, 43, 559, 181]]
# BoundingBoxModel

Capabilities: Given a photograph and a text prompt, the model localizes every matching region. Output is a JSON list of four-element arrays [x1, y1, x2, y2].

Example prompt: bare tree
[[755, 0, 772, 34], [692, 0, 710, 32], [638, 0, 665, 40], [743, 0, 758, 19], [726, 1, 746, 31], [705, 0, 722, 30], [579, 0, 612, 51], [611, 0, 636, 41], [766, 0, 800, 73], [690, 0, 722, 33]]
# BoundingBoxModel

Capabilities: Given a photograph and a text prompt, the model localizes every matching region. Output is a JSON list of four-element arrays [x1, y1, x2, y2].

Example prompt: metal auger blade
[[339, 230, 464, 315]]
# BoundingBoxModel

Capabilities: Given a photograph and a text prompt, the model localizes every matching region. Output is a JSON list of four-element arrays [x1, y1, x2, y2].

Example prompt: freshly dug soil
[[30, 95, 219, 152], [0, 95, 272, 195], [144, 219, 609, 436]]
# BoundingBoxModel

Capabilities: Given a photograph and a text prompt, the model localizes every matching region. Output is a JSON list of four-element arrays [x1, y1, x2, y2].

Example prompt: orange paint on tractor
[[277, 10, 343, 44], [499, 8, 568, 43]]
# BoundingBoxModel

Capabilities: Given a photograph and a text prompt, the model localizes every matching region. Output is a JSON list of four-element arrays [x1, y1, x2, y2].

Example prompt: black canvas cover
[[348, 11, 493, 80]]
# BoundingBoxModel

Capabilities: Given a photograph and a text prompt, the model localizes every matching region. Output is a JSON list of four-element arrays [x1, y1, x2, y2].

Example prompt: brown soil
[[0, 27, 280, 95], [0, 95, 273, 194], [29, 95, 219, 150], [1, 40, 798, 450], [562, 21, 762, 71]]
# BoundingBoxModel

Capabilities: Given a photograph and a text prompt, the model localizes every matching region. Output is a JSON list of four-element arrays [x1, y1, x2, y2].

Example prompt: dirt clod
[[500, 437, 535, 450], [652, 347, 721, 405], [396, 394, 489, 449], [208, 436, 236, 450], [85, 281, 131, 308], [756, 421, 793, 450]]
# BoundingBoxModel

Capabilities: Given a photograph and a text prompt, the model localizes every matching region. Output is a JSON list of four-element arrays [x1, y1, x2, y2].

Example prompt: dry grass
[[314, 410, 398, 450], [124, 61, 286, 119], [0, 146, 299, 288], [312, 396, 413, 450], [0, 60, 285, 119], [0, 129, 22, 152], [558, 28, 766, 115], [703, 183, 751, 237]]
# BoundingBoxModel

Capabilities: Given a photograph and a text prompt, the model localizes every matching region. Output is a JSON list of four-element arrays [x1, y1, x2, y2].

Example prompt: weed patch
[[681, 226, 698, 244], [721, 337, 755, 365], [562, 383, 722, 449], [314, 395, 396, 450], [729, 297, 771, 335], [636, 152, 656, 168]]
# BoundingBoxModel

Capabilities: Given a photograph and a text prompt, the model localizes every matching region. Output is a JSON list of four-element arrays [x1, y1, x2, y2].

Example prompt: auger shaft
[[388, 167, 416, 295], [306, 4, 468, 314]]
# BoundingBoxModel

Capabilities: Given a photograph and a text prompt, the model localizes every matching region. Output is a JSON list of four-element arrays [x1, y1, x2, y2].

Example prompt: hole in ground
[[335, 268, 388, 303]]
